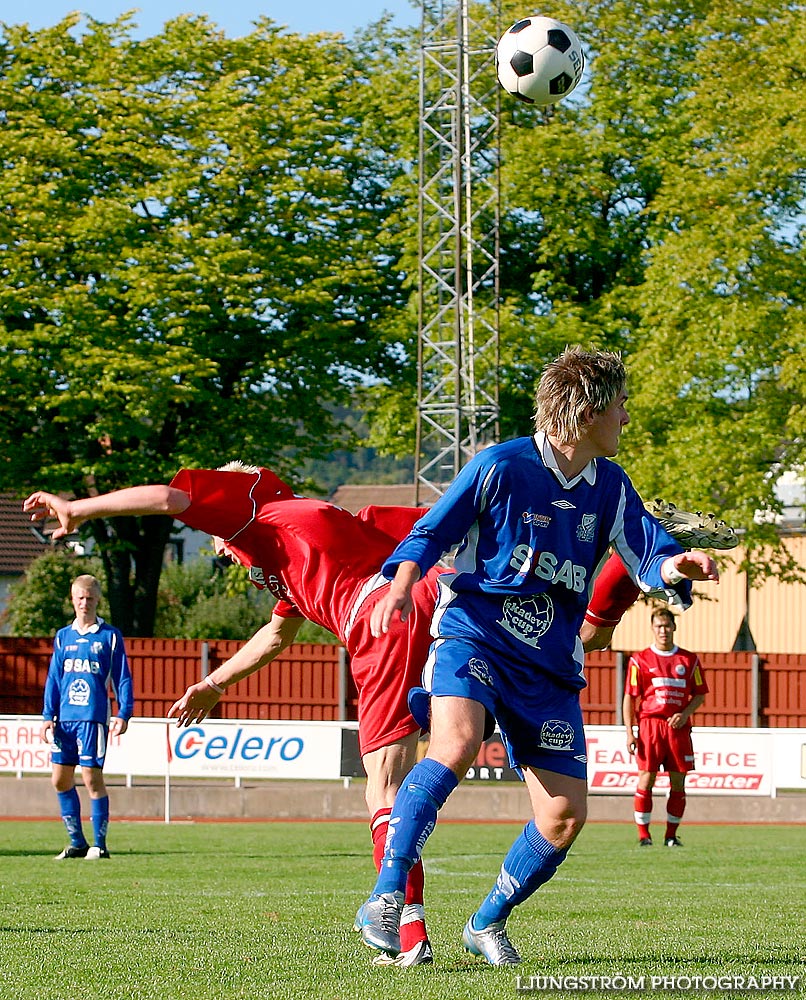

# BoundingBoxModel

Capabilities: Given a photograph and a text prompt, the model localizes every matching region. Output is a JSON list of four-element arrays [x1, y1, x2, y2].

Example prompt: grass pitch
[[1, 820, 803, 999]]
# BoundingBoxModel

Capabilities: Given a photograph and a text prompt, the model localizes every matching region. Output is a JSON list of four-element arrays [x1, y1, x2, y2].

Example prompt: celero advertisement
[[166, 720, 342, 779], [0, 717, 796, 795]]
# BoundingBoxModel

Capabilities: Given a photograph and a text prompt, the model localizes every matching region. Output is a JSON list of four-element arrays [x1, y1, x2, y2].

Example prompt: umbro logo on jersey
[[551, 499, 576, 509]]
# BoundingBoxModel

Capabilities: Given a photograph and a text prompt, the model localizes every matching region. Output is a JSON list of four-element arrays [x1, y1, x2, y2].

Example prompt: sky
[[4, 0, 419, 39]]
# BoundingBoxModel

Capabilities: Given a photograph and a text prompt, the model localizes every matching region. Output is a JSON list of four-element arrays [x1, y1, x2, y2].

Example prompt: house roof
[[0, 494, 49, 574], [329, 483, 439, 514]]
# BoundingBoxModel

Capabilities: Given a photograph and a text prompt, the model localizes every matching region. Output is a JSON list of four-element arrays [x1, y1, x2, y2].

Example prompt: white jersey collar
[[534, 431, 597, 489], [650, 644, 679, 657], [71, 617, 103, 636]]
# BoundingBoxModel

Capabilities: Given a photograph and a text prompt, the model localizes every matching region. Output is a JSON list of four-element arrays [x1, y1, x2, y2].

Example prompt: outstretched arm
[[660, 551, 719, 585], [167, 613, 304, 727], [23, 486, 192, 540]]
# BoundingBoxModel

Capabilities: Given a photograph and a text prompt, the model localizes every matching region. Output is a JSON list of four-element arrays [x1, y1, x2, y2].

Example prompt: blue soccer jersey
[[383, 433, 689, 690], [43, 618, 134, 725]]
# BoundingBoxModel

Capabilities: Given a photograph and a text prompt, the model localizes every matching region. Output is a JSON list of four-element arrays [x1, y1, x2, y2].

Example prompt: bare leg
[[362, 733, 420, 816], [524, 766, 587, 848]]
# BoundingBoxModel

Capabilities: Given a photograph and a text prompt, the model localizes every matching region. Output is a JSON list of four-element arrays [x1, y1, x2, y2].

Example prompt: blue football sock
[[472, 820, 569, 928], [372, 758, 459, 897], [91, 795, 110, 850], [57, 788, 87, 848]]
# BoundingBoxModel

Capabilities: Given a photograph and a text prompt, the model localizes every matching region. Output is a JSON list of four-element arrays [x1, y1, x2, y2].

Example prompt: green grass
[[0, 821, 803, 999]]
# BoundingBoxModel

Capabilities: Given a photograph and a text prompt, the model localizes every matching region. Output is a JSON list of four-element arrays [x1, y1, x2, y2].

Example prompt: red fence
[[1, 638, 803, 728], [0, 637, 356, 722]]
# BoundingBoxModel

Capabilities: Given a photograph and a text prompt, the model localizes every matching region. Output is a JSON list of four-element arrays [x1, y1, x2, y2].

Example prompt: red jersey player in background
[[623, 606, 708, 847], [24, 463, 440, 967]]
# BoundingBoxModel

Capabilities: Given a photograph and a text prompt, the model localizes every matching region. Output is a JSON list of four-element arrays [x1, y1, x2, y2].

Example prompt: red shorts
[[584, 553, 640, 628], [636, 715, 695, 774], [346, 567, 441, 756]]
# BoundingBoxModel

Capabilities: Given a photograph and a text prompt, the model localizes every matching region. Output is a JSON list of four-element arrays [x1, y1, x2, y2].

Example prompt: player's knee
[[83, 770, 106, 796], [564, 798, 587, 839], [427, 737, 480, 778], [538, 798, 587, 849]]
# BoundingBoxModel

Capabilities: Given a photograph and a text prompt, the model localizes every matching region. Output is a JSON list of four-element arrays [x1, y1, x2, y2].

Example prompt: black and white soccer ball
[[495, 15, 584, 106]]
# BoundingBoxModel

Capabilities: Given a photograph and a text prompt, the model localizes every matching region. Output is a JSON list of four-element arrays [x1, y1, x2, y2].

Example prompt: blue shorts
[[51, 721, 108, 770], [411, 637, 588, 780]]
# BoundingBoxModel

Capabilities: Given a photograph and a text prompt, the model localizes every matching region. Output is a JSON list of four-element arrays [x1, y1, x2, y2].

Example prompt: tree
[[2, 549, 107, 636], [155, 558, 271, 640], [4, 546, 339, 641], [0, 14, 409, 632], [618, 0, 806, 582], [366, 0, 806, 580]]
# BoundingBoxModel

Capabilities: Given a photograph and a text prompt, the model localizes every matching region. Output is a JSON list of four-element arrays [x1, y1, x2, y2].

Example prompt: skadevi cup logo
[[539, 719, 575, 751]]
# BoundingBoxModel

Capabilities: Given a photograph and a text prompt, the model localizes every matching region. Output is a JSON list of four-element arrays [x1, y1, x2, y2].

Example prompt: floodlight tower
[[414, 0, 502, 503]]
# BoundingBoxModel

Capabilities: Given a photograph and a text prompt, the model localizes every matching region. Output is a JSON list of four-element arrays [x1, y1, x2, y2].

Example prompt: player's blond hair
[[217, 461, 261, 474], [651, 606, 676, 627], [72, 574, 101, 596], [534, 346, 626, 442]]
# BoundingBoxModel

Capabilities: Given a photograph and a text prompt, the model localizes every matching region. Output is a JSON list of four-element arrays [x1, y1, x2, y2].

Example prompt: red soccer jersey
[[170, 468, 428, 647], [626, 644, 708, 721]]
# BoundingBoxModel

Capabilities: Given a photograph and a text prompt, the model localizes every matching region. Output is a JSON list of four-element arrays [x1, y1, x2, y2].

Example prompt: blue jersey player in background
[[356, 346, 720, 965], [40, 574, 134, 860]]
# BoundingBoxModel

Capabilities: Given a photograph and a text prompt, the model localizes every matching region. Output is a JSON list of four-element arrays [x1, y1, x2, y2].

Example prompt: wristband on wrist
[[204, 675, 225, 694], [663, 558, 686, 585]]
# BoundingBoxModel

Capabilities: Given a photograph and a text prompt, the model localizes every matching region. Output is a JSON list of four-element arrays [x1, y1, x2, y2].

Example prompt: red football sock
[[370, 808, 391, 872], [666, 790, 686, 839], [633, 788, 653, 839]]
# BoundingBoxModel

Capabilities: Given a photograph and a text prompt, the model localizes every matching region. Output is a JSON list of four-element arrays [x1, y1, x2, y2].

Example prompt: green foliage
[[153, 555, 339, 642], [0, 821, 802, 999], [4, 544, 339, 642], [303, 405, 415, 491], [293, 618, 339, 643], [1, 0, 805, 622], [153, 557, 266, 640], [2, 548, 106, 636], [174, 590, 273, 641], [0, 13, 410, 632], [619, 1, 806, 548], [0, 15, 408, 489], [369, 0, 806, 580]]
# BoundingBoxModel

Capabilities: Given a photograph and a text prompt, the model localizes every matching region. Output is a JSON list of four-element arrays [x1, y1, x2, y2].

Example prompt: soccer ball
[[495, 15, 584, 106]]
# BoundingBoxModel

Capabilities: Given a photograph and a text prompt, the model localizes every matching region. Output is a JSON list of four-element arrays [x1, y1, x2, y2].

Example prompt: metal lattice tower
[[414, 0, 502, 503]]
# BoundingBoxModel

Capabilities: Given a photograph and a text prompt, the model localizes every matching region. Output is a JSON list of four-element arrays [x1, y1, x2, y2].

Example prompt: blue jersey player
[[40, 574, 134, 860], [356, 346, 719, 965]]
